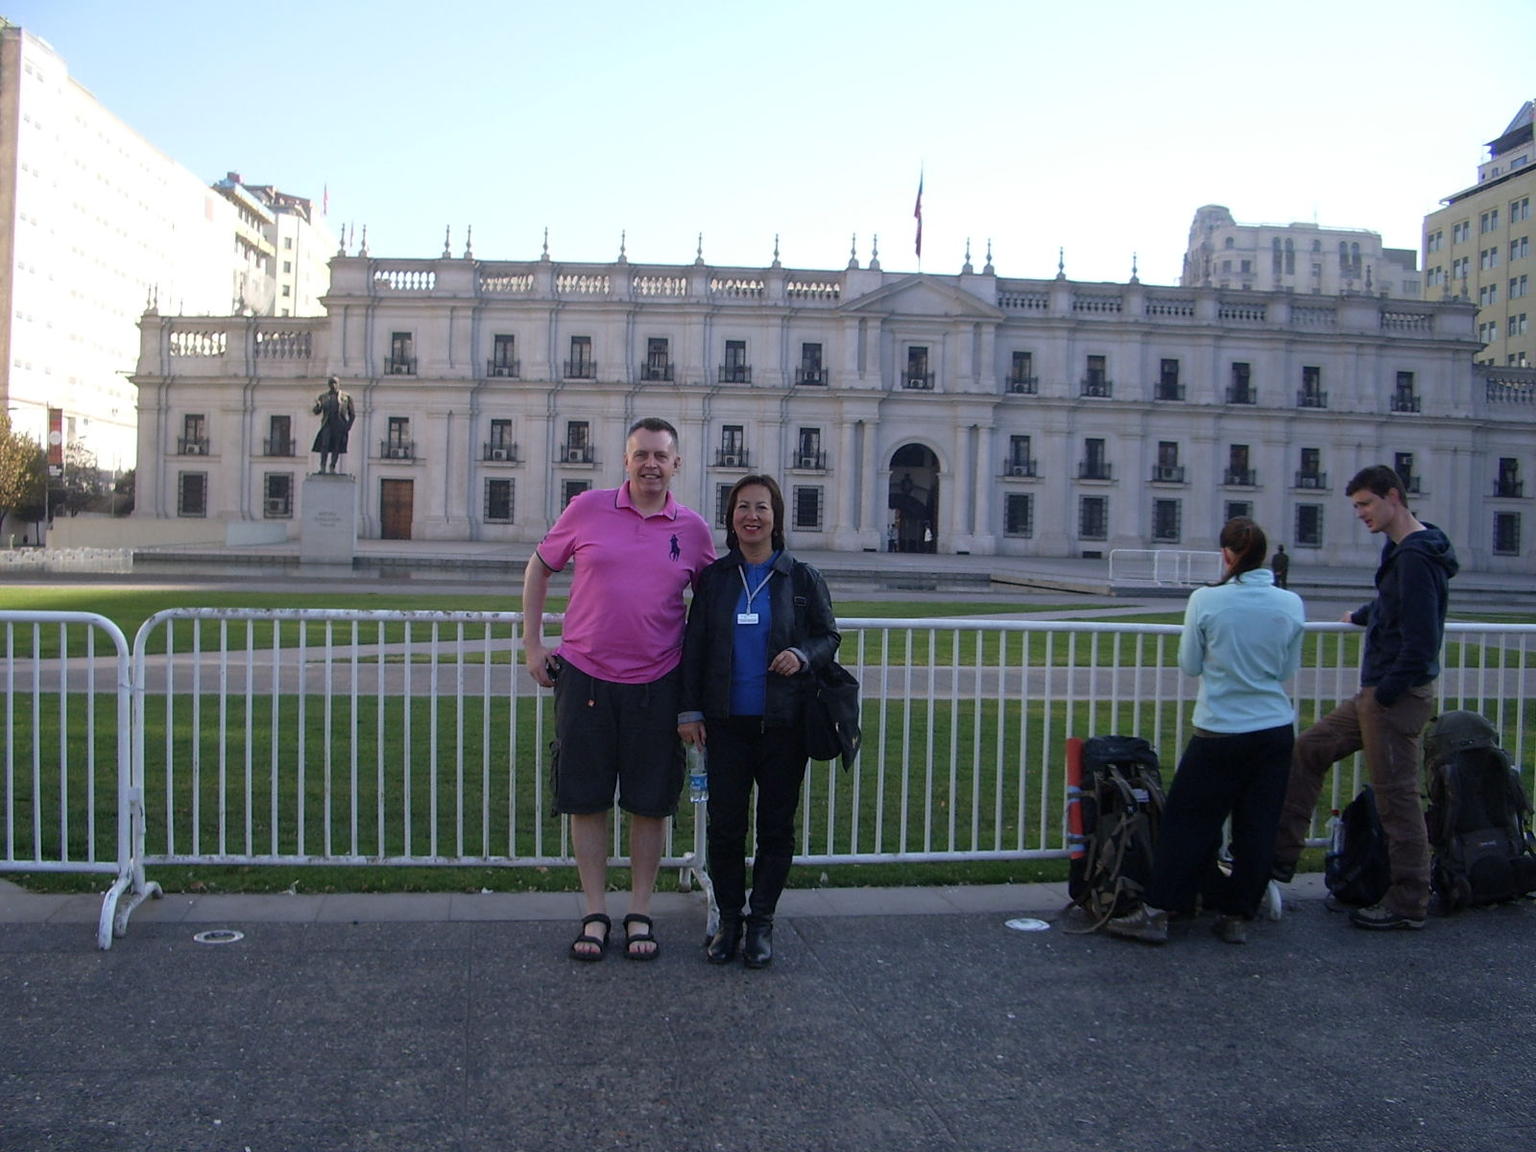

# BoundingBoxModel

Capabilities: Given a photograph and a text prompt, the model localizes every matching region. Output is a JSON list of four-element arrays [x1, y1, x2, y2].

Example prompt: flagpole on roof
[[914, 166, 924, 273]]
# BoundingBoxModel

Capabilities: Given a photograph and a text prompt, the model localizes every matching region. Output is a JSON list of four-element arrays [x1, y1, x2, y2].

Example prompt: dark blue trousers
[[1145, 724, 1294, 918], [705, 717, 809, 921]]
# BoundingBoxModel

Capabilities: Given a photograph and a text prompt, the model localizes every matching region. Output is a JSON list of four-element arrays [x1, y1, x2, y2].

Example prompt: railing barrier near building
[[4, 609, 1534, 948], [1108, 549, 1223, 587]]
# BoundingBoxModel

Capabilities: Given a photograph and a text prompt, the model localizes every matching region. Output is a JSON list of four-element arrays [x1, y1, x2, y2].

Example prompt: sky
[[9, 0, 1536, 285]]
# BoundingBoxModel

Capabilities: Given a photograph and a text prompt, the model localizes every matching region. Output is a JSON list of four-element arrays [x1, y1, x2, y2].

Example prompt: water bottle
[[1327, 808, 1344, 856], [686, 743, 708, 803]]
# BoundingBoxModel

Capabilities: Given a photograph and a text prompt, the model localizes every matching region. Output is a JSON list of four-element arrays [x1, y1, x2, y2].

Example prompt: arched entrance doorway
[[888, 444, 939, 553]]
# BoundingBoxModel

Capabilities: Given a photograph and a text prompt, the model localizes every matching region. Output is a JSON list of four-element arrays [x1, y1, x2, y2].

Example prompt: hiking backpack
[[1066, 735, 1166, 930], [1423, 710, 1536, 912], [1324, 785, 1391, 908]]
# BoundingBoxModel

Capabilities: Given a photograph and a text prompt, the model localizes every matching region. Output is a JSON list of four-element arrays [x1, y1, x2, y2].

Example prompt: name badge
[[736, 612, 760, 625]]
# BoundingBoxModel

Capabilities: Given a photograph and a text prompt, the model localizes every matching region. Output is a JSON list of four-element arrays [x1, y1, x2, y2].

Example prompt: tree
[[0, 412, 44, 532], [112, 468, 135, 517], [56, 440, 107, 516]]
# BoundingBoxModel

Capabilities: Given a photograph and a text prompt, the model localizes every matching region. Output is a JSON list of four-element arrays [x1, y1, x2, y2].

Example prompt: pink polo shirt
[[536, 483, 716, 684]]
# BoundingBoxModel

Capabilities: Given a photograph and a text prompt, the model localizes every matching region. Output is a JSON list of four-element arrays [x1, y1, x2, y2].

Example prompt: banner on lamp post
[[47, 407, 63, 476]]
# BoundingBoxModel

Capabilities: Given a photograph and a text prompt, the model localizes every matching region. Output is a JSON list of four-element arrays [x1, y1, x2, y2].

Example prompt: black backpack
[[1324, 785, 1391, 908], [1424, 711, 1536, 912], [1065, 736, 1166, 931]]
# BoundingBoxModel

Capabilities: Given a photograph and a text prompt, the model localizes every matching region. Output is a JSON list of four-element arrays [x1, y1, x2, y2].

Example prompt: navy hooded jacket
[[1351, 523, 1458, 707]]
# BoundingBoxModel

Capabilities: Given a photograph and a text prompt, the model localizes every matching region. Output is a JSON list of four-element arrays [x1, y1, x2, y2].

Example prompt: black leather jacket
[[679, 549, 840, 728]]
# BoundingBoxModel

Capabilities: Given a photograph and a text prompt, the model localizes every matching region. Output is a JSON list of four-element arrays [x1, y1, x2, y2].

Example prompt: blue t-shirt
[[729, 555, 777, 715]]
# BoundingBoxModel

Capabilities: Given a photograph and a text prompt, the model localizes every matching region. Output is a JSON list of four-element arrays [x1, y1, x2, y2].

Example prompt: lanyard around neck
[[738, 560, 774, 614]]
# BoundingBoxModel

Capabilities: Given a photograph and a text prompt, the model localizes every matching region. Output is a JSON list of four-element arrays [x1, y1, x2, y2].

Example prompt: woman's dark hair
[[723, 474, 787, 553], [1215, 516, 1268, 585]]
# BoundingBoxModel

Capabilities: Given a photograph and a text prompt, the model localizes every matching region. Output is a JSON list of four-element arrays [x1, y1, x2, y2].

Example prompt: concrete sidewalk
[[3, 877, 1533, 1152]]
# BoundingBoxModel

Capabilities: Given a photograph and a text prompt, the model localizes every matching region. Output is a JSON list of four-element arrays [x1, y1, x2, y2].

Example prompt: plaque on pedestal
[[301, 473, 358, 565]]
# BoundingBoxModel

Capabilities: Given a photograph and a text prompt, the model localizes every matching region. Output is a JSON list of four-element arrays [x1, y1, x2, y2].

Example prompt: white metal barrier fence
[[4, 609, 1535, 947], [1108, 549, 1224, 588]]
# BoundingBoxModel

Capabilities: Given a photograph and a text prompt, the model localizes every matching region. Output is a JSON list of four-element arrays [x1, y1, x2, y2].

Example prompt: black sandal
[[570, 913, 611, 962], [623, 913, 659, 961]]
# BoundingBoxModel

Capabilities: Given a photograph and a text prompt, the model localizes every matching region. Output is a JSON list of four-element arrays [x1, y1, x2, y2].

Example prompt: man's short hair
[[1345, 464, 1406, 504], [627, 417, 679, 448]]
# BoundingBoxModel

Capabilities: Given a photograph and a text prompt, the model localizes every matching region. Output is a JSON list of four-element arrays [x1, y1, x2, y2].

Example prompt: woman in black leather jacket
[[678, 474, 840, 968]]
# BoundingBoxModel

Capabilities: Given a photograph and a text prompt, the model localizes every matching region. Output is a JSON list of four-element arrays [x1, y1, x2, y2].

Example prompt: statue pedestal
[[301, 473, 358, 565]]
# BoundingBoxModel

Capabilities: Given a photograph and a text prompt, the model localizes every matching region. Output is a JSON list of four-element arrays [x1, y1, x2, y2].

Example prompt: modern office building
[[130, 240, 1533, 572], [1422, 100, 1536, 370], [212, 173, 335, 319], [1182, 205, 1420, 299]]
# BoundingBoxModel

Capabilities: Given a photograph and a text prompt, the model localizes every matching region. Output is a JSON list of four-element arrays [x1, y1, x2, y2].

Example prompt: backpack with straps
[[1324, 785, 1391, 908], [1065, 735, 1166, 931], [1424, 710, 1536, 912]]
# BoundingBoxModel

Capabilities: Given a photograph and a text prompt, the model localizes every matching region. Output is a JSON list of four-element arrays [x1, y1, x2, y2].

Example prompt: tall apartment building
[[1422, 101, 1536, 369], [129, 244, 1533, 573], [0, 21, 333, 480], [212, 173, 334, 318], [1182, 205, 1420, 299]]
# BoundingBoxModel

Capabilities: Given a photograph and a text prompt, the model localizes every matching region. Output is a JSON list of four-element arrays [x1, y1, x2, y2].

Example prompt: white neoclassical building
[[130, 243, 1535, 572]]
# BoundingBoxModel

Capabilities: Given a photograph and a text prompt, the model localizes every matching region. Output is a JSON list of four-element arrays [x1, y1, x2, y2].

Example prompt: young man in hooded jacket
[[1271, 464, 1458, 930]]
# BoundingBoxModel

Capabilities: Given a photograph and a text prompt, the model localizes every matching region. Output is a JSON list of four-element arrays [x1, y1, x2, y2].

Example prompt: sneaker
[[1349, 903, 1426, 931], [1106, 906, 1169, 944], [1211, 915, 1248, 944], [1260, 880, 1283, 922]]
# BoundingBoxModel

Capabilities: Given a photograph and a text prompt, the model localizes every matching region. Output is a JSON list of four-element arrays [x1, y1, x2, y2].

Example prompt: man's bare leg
[[570, 811, 611, 957], [625, 814, 666, 957]]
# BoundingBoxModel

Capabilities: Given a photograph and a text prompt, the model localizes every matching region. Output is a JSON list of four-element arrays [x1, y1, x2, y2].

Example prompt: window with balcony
[[1079, 496, 1108, 540], [565, 335, 595, 379], [642, 337, 672, 382], [383, 417, 413, 460], [1392, 371, 1421, 413], [1007, 350, 1037, 394], [796, 342, 826, 386], [1079, 438, 1111, 481], [904, 346, 933, 390], [1006, 434, 1034, 478], [1224, 444, 1255, 487], [1081, 354, 1111, 397], [794, 427, 825, 471], [1295, 504, 1323, 548], [485, 419, 516, 462], [1296, 448, 1326, 490], [1228, 362, 1254, 404], [563, 421, 592, 464], [489, 334, 518, 378], [1496, 457, 1522, 498], [793, 485, 824, 531], [1152, 498, 1181, 543], [1494, 511, 1521, 555], [1156, 359, 1183, 401], [1393, 452, 1421, 495], [484, 478, 515, 522], [179, 413, 209, 456], [387, 331, 416, 375], [717, 425, 747, 468], [264, 414, 292, 457], [720, 340, 750, 384], [262, 473, 292, 519], [1004, 493, 1034, 537], [1152, 441, 1184, 483], [1298, 366, 1326, 408], [177, 471, 207, 517]]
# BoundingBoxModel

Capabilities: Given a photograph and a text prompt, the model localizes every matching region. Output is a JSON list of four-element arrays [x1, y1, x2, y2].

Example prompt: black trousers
[[705, 717, 809, 921], [1145, 724, 1294, 918]]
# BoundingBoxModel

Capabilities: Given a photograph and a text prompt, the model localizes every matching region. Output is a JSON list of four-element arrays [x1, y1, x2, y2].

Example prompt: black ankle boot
[[743, 916, 774, 968], [705, 914, 742, 964]]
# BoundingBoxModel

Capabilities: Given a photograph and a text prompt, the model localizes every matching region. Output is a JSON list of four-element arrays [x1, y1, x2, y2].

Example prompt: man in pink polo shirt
[[523, 417, 715, 961]]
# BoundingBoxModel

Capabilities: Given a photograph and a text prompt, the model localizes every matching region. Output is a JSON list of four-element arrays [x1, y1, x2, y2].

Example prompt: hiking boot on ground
[[1106, 905, 1168, 944], [1211, 915, 1247, 944], [1348, 903, 1426, 931]]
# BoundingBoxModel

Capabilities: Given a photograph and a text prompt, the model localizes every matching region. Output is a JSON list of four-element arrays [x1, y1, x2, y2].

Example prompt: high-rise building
[[1182, 205, 1420, 298], [212, 173, 335, 318], [1422, 101, 1536, 370]]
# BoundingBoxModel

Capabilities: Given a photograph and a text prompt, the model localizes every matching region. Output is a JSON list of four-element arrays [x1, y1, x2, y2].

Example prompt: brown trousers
[[1273, 684, 1436, 918]]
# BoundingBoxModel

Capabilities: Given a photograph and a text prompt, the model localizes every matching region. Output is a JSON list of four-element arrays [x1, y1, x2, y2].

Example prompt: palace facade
[[131, 245, 1535, 571]]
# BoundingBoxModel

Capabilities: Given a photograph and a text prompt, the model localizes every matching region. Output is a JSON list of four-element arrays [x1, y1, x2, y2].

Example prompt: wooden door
[[380, 479, 413, 540]]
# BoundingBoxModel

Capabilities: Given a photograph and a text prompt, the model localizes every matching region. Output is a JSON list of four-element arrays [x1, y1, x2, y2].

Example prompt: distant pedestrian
[[1270, 543, 1289, 589]]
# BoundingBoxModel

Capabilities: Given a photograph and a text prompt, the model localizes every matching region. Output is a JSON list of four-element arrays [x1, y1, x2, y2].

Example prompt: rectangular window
[[484, 478, 515, 522], [644, 337, 671, 381], [1497, 457, 1521, 498], [262, 473, 292, 518], [1008, 350, 1036, 393], [1297, 448, 1325, 489], [1225, 444, 1253, 486], [567, 335, 594, 379], [1494, 512, 1521, 555], [1514, 313, 1530, 336], [1157, 358, 1182, 401], [1153, 441, 1182, 483], [1079, 496, 1108, 540], [1512, 237, 1530, 261], [1394, 452, 1418, 494], [487, 419, 514, 460], [385, 417, 412, 459], [715, 483, 733, 529], [180, 413, 208, 455], [1513, 198, 1531, 223], [265, 414, 292, 457], [561, 480, 590, 508], [721, 339, 750, 383], [490, 334, 517, 377], [1152, 498, 1181, 543], [1299, 365, 1325, 407], [1007, 434, 1033, 477], [563, 420, 590, 463], [1511, 274, 1528, 299], [1480, 283, 1500, 307], [795, 427, 823, 470], [905, 346, 932, 390], [1224, 500, 1251, 522], [1083, 354, 1109, 396], [797, 342, 825, 385], [1295, 504, 1323, 548], [793, 485, 824, 531], [1229, 362, 1253, 404], [388, 331, 415, 375], [1081, 437, 1110, 480], [720, 425, 745, 466], [1004, 493, 1034, 537], [177, 472, 207, 517]]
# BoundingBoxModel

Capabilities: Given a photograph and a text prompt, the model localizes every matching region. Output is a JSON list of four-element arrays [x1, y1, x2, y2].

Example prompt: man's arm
[[522, 552, 556, 687], [1375, 552, 1442, 707]]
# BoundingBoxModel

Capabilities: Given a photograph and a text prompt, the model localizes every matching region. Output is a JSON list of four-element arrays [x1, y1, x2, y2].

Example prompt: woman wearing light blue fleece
[[1109, 517, 1305, 945]]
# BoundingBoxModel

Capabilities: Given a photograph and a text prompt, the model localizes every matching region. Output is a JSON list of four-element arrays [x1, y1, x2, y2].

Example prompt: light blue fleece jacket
[[1179, 568, 1305, 734]]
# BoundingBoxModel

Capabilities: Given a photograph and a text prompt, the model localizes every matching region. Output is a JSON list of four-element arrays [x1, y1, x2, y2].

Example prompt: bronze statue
[[312, 376, 355, 474]]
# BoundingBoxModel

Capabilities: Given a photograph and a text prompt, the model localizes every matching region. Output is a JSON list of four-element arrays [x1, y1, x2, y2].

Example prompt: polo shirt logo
[[669, 534, 681, 561]]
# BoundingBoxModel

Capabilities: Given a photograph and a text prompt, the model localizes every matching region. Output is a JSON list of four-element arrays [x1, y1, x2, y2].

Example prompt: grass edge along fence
[[3, 608, 1535, 948]]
